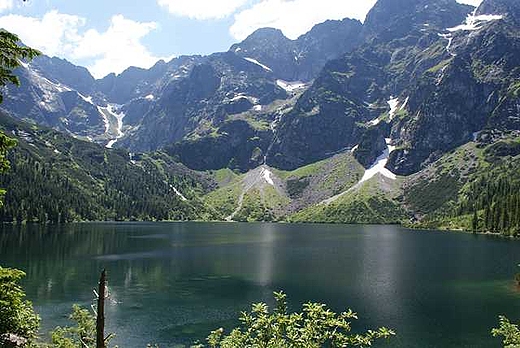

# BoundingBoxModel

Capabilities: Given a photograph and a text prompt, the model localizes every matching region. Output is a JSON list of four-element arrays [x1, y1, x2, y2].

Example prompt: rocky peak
[[30, 55, 95, 95], [230, 20, 363, 81], [364, 0, 473, 39], [232, 28, 290, 51]]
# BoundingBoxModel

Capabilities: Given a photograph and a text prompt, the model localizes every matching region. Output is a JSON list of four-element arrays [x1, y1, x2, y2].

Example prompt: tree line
[[456, 159, 520, 236]]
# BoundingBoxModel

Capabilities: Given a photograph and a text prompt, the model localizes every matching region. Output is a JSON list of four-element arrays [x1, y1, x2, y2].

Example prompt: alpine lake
[[1, 222, 519, 347]]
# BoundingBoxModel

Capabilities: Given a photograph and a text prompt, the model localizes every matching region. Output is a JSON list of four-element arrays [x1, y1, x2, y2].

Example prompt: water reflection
[[357, 225, 404, 323], [256, 223, 275, 286], [1, 223, 520, 347]]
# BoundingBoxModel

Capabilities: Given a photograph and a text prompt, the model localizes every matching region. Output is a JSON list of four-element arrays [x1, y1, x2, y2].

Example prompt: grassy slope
[[288, 175, 407, 224], [204, 152, 374, 222]]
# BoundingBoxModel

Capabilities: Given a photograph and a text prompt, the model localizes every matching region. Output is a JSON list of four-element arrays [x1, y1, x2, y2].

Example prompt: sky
[[0, 0, 483, 79]]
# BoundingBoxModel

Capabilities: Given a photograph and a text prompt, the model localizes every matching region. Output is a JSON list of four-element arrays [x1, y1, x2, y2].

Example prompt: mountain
[[1, 17, 362, 160], [267, 0, 475, 170], [0, 0, 519, 231], [0, 113, 215, 222], [230, 18, 363, 81]]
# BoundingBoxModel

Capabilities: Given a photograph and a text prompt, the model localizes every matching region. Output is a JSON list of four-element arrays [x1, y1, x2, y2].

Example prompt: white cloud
[[0, 11, 167, 78], [230, 0, 377, 41], [157, 0, 248, 20], [72, 15, 162, 78], [0, 0, 12, 13], [456, 0, 482, 7], [0, 11, 84, 57]]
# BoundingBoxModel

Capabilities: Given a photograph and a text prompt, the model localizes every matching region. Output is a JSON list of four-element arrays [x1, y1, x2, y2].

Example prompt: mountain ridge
[[0, 0, 519, 233]]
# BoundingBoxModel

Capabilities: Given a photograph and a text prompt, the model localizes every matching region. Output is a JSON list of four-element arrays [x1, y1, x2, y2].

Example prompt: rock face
[[1, 62, 106, 140], [2, 0, 519, 176], [166, 120, 272, 172], [230, 19, 363, 81], [267, 0, 474, 170], [354, 125, 389, 168], [387, 0, 520, 174]]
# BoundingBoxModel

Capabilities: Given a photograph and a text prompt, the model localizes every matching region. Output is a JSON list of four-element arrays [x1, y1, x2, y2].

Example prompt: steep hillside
[[0, 0, 519, 231], [0, 113, 215, 223], [404, 130, 520, 235], [267, 0, 475, 170], [204, 152, 365, 222]]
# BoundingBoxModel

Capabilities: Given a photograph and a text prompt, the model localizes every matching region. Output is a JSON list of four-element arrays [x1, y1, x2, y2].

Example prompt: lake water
[[0, 222, 519, 347]]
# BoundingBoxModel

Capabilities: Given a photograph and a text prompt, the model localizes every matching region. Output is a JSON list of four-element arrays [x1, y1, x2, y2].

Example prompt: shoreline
[[2, 219, 518, 240]]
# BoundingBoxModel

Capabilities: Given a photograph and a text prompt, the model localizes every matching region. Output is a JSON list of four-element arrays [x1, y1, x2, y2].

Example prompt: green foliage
[[492, 316, 520, 348], [0, 115, 212, 223], [0, 266, 40, 346], [406, 172, 461, 216], [233, 189, 276, 222], [426, 59, 452, 74], [292, 195, 406, 224], [0, 130, 16, 206], [50, 305, 105, 348], [454, 157, 520, 236], [204, 181, 243, 219], [291, 177, 406, 224], [0, 131, 16, 175], [206, 291, 394, 348], [0, 30, 40, 103]]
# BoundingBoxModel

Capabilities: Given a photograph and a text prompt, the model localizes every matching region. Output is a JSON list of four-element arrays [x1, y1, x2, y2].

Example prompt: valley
[[0, 0, 518, 236], [1, 0, 520, 347]]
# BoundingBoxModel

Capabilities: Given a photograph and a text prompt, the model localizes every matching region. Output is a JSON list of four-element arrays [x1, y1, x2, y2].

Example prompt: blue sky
[[0, 0, 482, 79]]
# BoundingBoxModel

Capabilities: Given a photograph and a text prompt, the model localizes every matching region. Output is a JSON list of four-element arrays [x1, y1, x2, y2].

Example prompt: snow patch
[[101, 104, 126, 149], [244, 57, 272, 72], [235, 47, 242, 52], [400, 96, 409, 110], [350, 144, 359, 154], [145, 94, 154, 100], [276, 79, 306, 92], [169, 184, 187, 201], [387, 97, 399, 120], [261, 167, 274, 186], [368, 118, 381, 126], [78, 93, 94, 104], [359, 138, 396, 183], [438, 33, 456, 56], [447, 10, 503, 32], [97, 106, 111, 133], [319, 140, 396, 206], [229, 94, 259, 104], [254, 105, 262, 111]]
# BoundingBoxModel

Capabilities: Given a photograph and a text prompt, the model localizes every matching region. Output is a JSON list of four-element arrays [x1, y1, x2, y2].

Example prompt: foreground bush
[[0, 266, 40, 347], [206, 291, 395, 347], [493, 316, 520, 348]]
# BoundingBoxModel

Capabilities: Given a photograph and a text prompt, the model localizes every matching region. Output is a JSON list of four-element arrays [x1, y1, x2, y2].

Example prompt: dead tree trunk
[[96, 269, 106, 348]]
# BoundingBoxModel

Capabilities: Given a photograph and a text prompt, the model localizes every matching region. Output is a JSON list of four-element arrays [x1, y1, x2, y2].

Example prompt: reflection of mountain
[[2, 223, 518, 347]]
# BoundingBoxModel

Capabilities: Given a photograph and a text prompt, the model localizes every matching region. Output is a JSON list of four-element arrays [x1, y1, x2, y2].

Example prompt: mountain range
[[1, 0, 519, 234]]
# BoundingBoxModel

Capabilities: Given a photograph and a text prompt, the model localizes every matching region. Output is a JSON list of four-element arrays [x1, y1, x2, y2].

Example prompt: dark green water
[[0, 222, 519, 347]]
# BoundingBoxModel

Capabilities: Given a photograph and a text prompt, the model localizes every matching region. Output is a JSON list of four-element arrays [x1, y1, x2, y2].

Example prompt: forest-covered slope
[[0, 114, 216, 223]]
